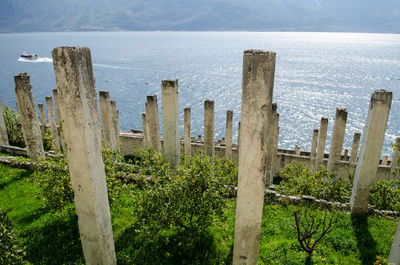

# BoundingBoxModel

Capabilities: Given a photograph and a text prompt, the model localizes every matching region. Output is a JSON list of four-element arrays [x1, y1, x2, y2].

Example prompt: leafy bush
[[135, 148, 172, 179], [32, 155, 73, 211], [132, 152, 227, 264], [2, 105, 24, 147], [275, 163, 351, 203], [0, 209, 26, 264], [42, 128, 54, 152], [370, 179, 400, 212]]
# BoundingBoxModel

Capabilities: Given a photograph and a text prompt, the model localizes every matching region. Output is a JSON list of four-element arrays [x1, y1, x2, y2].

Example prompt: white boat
[[20, 51, 39, 60]]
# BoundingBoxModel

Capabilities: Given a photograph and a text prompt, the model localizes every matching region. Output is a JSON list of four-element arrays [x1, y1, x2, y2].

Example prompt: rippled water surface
[[0, 32, 399, 156]]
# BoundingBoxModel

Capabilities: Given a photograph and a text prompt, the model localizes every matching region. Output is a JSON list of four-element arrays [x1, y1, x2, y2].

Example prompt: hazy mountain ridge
[[1, 0, 399, 33]]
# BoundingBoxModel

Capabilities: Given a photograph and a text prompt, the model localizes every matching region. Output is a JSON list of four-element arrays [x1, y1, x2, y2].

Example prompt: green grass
[[0, 163, 398, 264]]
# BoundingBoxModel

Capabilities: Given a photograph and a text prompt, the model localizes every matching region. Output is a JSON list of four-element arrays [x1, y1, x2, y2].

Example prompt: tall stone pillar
[[14, 73, 44, 162], [52, 46, 116, 265], [391, 137, 400, 178], [225, 110, 233, 160], [0, 100, 9, 146], [266, 104, 277, 185], [38, 103, 47, 137], [145, 95, 161, 152], [327, 108, 348, 174], [45, 96, 61, 151], [110, 100, 120, 150], [53, 88, 67, 151], [314, 117, 328, 171], [309, 129, 319, 170], [184, 107, 191, 156], [237, 121, 241, 154], [389, 220, 400, 265], [161, 80, 180, 167], [269, 112, 279, 186], [99, 91, 117, 150], [350, 90, 392, 215], [349, 132, 361, 166], [204, 99, 215, 157], [141, 112, 147, 147], [233, 50, 275, 265]]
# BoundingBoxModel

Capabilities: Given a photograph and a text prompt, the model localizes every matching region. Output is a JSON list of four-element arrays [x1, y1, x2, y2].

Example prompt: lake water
[[0, 32, 399, 156]]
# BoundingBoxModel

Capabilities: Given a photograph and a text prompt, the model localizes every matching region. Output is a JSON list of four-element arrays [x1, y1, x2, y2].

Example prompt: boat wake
[[18, 57, 53, 63]]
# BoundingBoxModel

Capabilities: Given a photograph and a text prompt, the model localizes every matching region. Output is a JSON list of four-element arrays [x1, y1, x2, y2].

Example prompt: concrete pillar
[[310, 129, 319, 170], [343, 149, 349, 161], [233, 50, 275, 265], [269, 112, 279, 186], [184, 107, 191, 156], [52, 89, 66, 152], [225, 110, 233, 160], [110, 100, 120, 149], [38, 103, 47, 125], [141, 112, 147, 147], [38, 103, 47, 136], [389, 220, 400, 265], [237, 121, 241, 153], [204, 99, 215, 157], [265, 104, 277, 185], [314, 117, 328, 171], [391, 137, 400, 177], [327, 108, 348, 174], [161, 80, 180, 167], [14, 73, 45, 162], [52, 46, 116, 265], [382, 155, 389, 166], [116, 110, 120, 145], [99, 91, 117, 150], [350, 90, 392, 215], [349, 132, 361, 166], [45, 96, 61, 151], [295, 145, 301, 155], [0, 100, 9, 146], [145, 95, 161, 152]]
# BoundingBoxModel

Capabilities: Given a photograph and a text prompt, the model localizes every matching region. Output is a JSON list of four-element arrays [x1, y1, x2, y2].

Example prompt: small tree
[[293, 209, 334, 263]]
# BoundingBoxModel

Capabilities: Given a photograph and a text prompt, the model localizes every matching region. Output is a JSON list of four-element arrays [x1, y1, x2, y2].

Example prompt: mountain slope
[[0, 0, 399, 33]]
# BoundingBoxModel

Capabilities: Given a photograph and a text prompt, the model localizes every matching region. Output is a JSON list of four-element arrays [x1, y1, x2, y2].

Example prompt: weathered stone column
[[295, 145, 301, 155], [389, 220, 400, 265], [184, 107, 191, 156], [391, 137, 400, 177], [99, 91, 117, 150], [382, 155, 389, 166], [225, 110, 233, 160], [38, 103, 47, 125], [327, 108, 348, 174], [0, 100, 9, 146], [349, 132, 361, 166], [350, 90, 392, 215], [52, 46, 116, 265], [14, 73, 44, 162], [110, 100, 120, 150], [146, 95, 161, 152], [37, 103, 47, 137], [204, 99, 215, 157], [269, 112, 279, 186], [116, 110, 120, 145], [233, 50, 275, 265], [161, 80, 180, 167], [237, 121, 241, 154], [343, 149, 349, 161], [53, 88, 67, 151], [141, 112, 147, 147], [309, 129, 319, 170], [314, 117, 328, 171], [45, 96, 61, 151]]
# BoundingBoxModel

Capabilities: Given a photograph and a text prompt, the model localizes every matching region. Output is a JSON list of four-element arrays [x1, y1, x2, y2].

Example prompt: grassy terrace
[[0, 152, 398, 265]]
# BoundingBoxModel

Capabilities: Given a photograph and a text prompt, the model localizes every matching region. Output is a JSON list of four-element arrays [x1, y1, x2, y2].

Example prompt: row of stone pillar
[[141, 80, 242, 168]]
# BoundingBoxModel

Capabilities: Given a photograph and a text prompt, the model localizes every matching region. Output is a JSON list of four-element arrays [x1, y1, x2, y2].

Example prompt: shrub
[[2, 105, 24, 147], [370, 178, 400, 212], [276, 163, 351, 203], [32, 155, 73, 211], [132, 152, 227, 264], [42, 128, 54, 152], [0, 209, 26, 264], [135, 148, 172, 179]]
